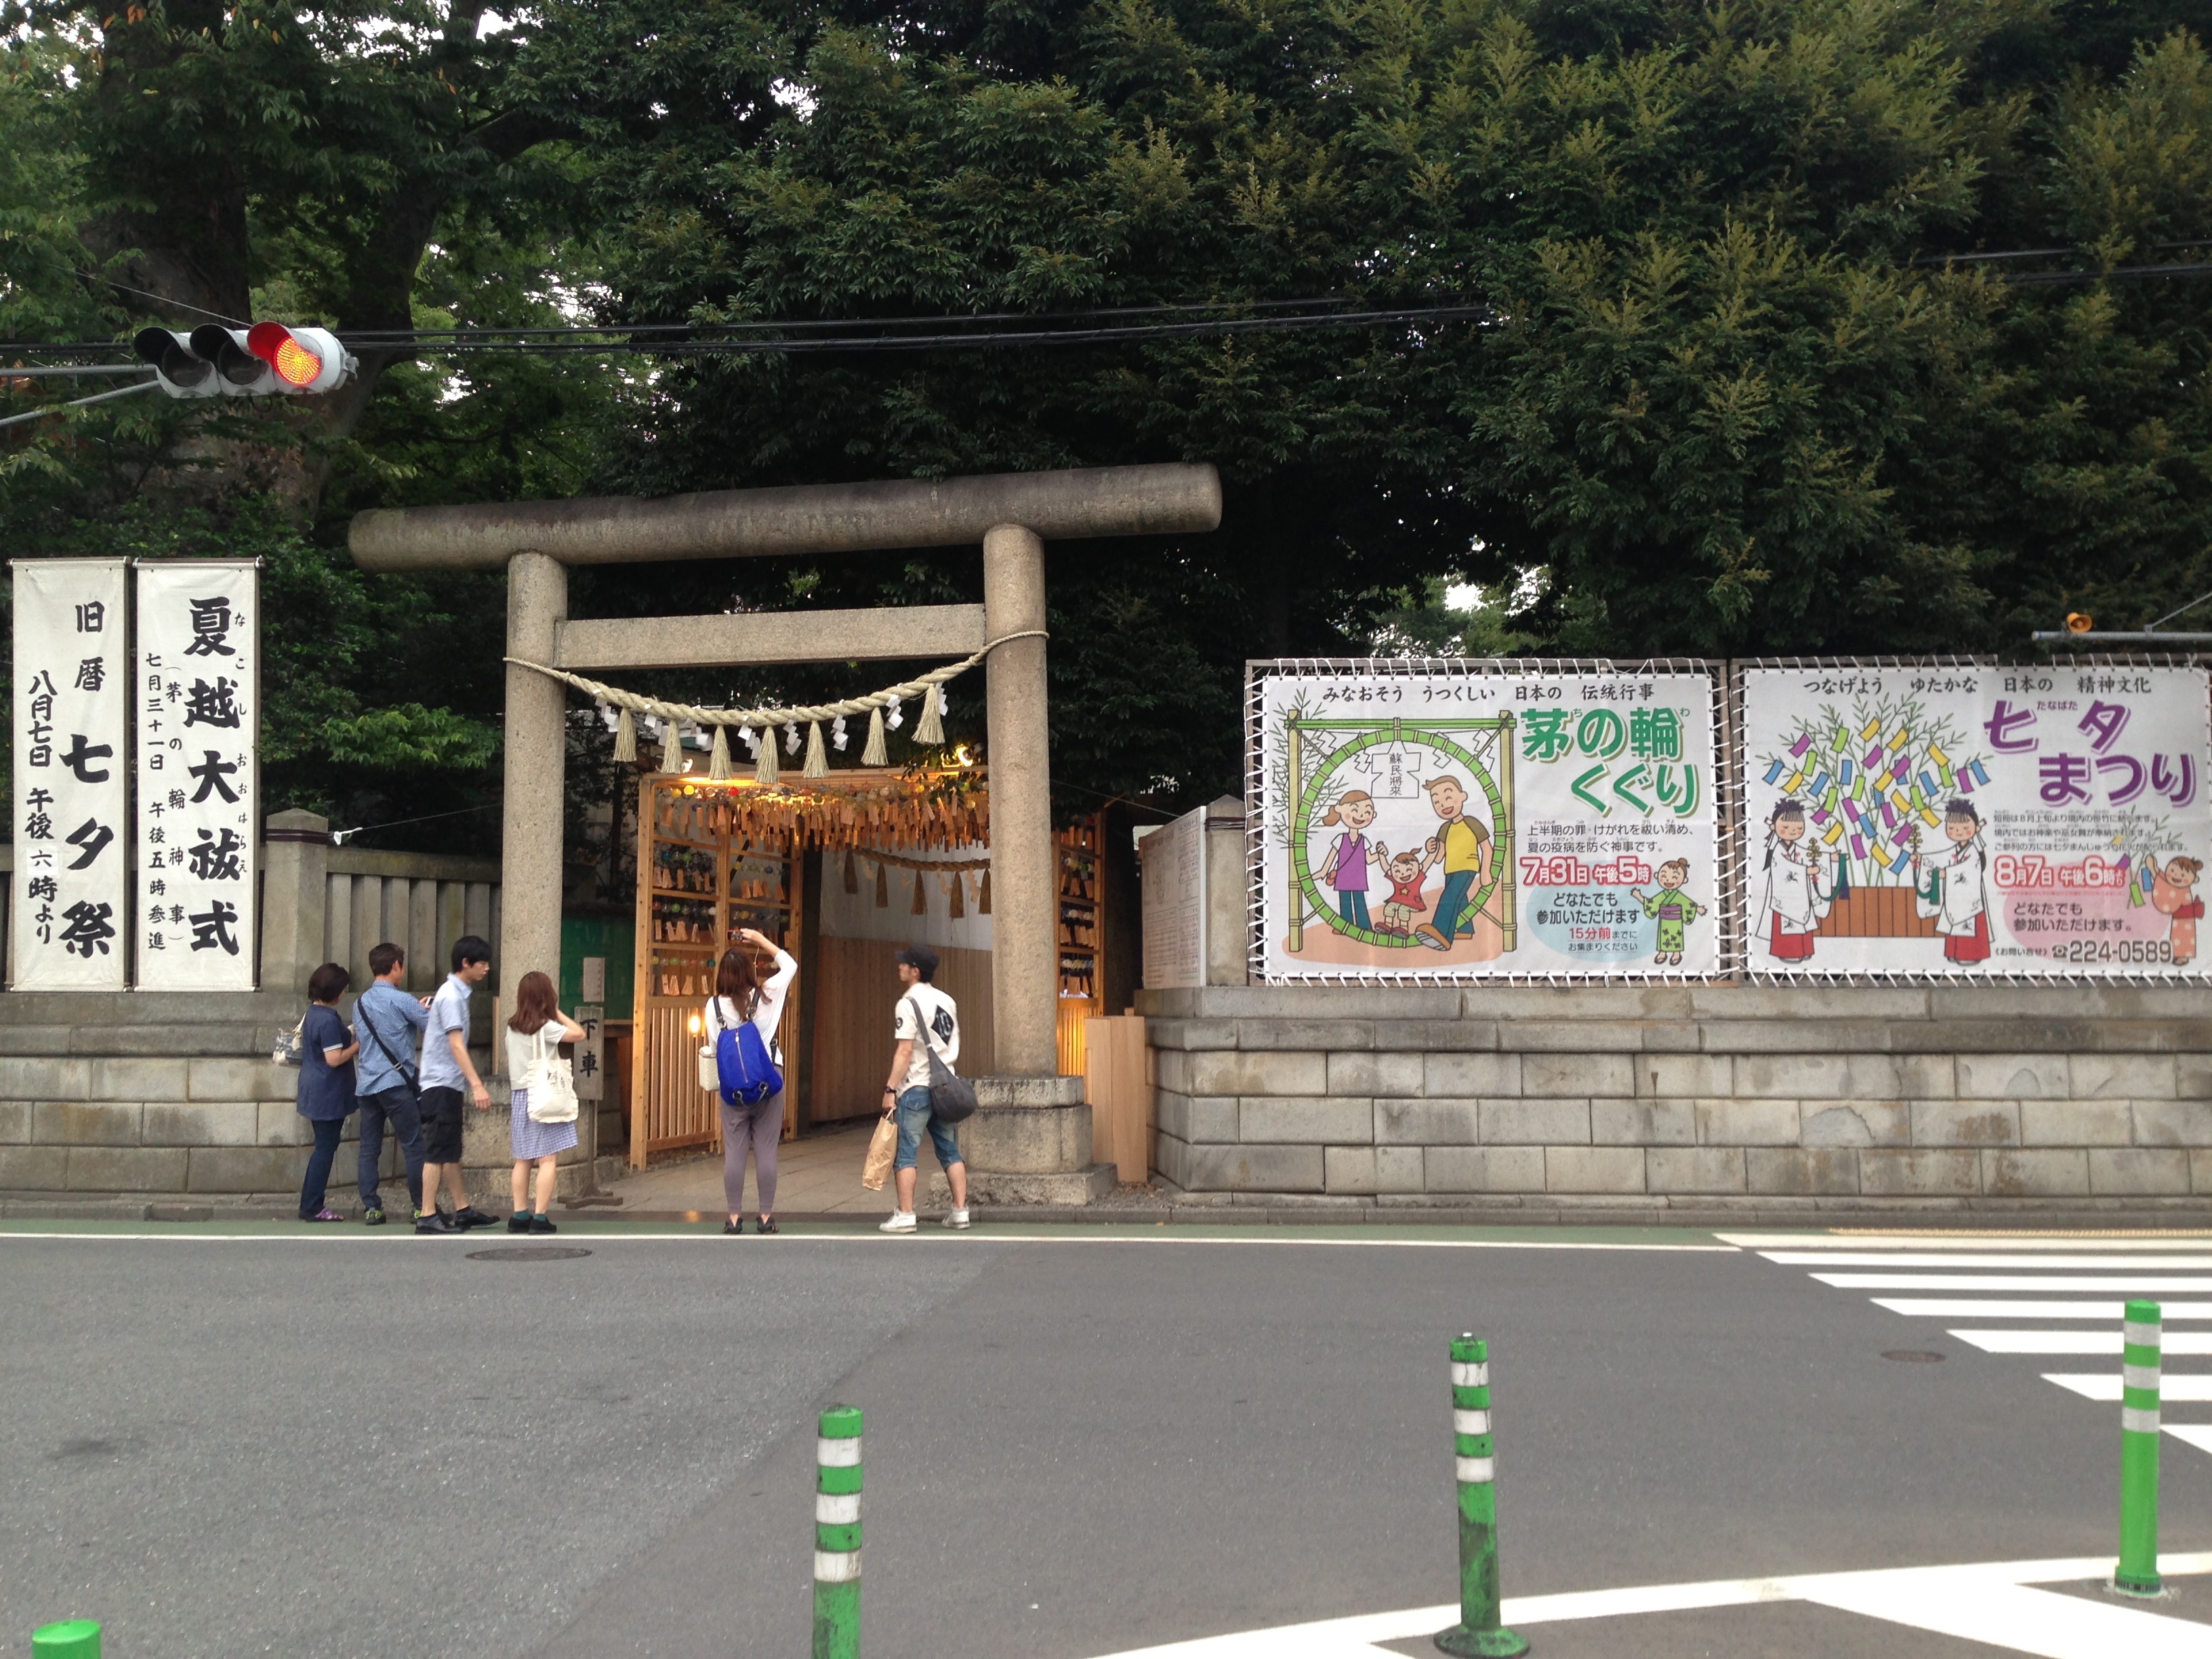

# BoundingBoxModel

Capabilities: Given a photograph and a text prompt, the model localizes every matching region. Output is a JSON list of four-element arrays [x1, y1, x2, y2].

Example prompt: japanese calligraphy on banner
[[1739, 663, 2212, 977], [12, 560, 129, 988], [1252, 663, 1723, 979], [135, 561, 258, 989]]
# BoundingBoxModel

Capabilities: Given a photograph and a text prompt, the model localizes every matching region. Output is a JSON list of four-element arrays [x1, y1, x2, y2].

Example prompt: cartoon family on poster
[[1311, 774, 1494, 952]]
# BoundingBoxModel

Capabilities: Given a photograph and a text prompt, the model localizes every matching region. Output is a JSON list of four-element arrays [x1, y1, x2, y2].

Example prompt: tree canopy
[[2, 0, 2208, 834]]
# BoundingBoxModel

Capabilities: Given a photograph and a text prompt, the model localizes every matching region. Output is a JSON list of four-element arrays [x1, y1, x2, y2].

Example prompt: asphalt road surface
[[3, 1221, 2208, 1658]]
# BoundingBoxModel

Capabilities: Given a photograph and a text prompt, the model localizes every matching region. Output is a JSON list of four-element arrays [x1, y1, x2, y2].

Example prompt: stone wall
[[1141, 983, 2212, 1214]]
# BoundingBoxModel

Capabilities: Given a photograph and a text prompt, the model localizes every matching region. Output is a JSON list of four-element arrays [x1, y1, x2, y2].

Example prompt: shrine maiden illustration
[[1910, 798, 1992, 964], [1756, 799, 1833, 960]]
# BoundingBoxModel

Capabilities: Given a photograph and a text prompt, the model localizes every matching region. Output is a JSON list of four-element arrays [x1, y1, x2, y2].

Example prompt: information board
[[1738, 663, 2212, 977], [1252, 663, 1724, 979]]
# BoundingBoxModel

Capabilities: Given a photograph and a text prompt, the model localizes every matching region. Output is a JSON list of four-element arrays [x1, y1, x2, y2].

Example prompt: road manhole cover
[[1881, 1349, 1945, 1363], [466, 1246, 593, 1261]]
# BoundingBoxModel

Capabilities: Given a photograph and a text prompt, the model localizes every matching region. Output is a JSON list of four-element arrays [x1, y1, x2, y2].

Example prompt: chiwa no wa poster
[[1739, 665, 2212, 977], [1255, 665, 1721, 979]]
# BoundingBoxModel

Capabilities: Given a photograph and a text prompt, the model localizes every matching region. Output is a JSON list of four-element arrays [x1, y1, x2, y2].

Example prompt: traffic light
[[133, 323, 354, 397]]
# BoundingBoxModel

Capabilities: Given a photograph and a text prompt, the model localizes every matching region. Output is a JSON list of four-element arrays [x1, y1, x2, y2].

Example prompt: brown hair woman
[[705, 926, 798, 1234], [504, 969, 586, 1233]]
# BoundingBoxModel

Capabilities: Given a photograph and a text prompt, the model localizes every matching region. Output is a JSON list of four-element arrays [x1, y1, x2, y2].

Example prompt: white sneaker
[[878, 1211, 917, 1233], [941, 1208, 970, 1230]]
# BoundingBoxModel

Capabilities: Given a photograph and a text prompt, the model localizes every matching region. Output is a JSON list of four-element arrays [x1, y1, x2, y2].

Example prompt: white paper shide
[[12, 560, 129, 988], [136, 562, 258, 989]]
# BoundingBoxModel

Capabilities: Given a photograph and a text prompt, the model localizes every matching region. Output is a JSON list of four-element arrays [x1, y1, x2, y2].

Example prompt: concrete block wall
[[1142, 985, 2212, 1212]]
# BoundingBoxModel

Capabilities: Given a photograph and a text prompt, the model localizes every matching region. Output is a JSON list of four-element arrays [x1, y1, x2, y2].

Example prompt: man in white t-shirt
[[878, 943, 969, 1233]]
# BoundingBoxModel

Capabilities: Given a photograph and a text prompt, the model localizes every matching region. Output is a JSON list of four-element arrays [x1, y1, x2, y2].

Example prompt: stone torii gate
[[348, 464, 1220, 1128]]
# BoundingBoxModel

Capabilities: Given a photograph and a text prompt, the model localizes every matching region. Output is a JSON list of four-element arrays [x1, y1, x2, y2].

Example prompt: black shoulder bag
[[357, 997, 421, 1099], [903, 994, 977, 1124]]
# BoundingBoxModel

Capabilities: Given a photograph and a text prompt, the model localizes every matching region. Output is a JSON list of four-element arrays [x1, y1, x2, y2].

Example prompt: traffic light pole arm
[[0, 378, 163, 430]]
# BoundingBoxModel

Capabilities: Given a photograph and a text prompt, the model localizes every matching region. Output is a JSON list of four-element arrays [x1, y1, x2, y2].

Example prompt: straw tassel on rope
[[613, 707, 636, 764], [659, 719, 684, 775], [752, 724, 779, 785], [842, 849, 859, 894], [804, 720, 828, 779], [911, 870, 928, 915], [947, 872, 966, 920], [914, 687, 945, 747], [978, 868, 991, 914], [709, 724, 733, 781], [863, 707, 888, 766], [874, 861, 889, 908]]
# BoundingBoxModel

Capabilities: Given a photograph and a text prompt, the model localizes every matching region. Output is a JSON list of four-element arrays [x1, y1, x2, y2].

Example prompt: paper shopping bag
[[861, 1113, 898, 1191]]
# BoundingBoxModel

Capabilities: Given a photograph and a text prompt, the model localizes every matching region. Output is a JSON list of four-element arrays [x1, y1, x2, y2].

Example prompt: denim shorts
[[893, 1086, 963, 1172]]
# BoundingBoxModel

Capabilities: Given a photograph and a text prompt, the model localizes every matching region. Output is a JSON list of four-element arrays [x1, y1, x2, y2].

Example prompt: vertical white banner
[[12, 560, 129, 987], [134, 561, 258, 989]]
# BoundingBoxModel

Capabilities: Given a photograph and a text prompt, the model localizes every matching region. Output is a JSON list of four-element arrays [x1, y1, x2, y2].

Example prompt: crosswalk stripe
[[1721, 1232, 2212, 1251], [1949, 1330, 2212, 1355], [1801, 1574, 2211, 1659], [2041, 1374, 2212, 1403], [1814, 1272, 2212, 1292], [1873, 1298, 2212, 1319], [2167, 1425, 2212, 1456], [1767, 1251, 2212, 1269]]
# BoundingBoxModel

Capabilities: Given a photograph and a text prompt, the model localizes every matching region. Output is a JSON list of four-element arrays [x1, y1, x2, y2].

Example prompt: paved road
[[2, 1221, 2208, 1658]]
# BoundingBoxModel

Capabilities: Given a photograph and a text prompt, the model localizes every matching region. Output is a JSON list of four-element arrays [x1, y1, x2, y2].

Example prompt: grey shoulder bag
[[903, 994, 977, 1124]]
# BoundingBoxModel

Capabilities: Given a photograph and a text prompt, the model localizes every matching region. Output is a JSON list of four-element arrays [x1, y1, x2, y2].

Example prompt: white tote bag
[[527, 1026, 580, 1124]]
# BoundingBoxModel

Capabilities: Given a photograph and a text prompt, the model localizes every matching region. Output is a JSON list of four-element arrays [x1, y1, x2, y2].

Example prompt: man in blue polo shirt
[[352, 941, 430, 1226], [416, 935, 500, 1234]]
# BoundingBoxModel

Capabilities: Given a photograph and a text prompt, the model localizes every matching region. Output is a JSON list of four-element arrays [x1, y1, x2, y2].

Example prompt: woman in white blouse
[[705, 926, 797, 1234]]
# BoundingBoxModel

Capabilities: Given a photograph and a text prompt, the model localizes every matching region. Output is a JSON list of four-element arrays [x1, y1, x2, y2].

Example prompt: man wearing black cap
[[879, 943, 969, 1232]]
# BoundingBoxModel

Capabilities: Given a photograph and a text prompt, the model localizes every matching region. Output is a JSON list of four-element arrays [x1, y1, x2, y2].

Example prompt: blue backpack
[[713, 1002, 783, 1105]]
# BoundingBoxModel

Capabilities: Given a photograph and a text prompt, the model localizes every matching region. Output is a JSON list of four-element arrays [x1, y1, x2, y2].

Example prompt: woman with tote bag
[[704, 927, 797, 1235], [504, 970, 586, 1235]]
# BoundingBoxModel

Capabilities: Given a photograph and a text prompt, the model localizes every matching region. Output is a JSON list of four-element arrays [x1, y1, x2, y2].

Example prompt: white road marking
[[1875, 1298, 2212, 1319], [1950, 1330, 2212, 1355], [1814, 1272, 2212, 1292], [0, 1229, 1737, 1252], [1769, 1251, 2212, 1269], [1078, 1553, 2212, 1659], [1721, 1233, 2212, 1251], [2167, 1425, 2212, 1456], [2041, 1373, 2212, 1402]]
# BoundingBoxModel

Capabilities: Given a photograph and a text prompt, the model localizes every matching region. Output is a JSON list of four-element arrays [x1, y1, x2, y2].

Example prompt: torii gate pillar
[[503, 550, 569, 1012], [981, 523, 1054, 1072]]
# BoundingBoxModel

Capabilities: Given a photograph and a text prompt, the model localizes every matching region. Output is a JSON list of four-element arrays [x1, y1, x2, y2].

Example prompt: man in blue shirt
[[352, 941, 430, 1227], [416, 935, 499, 1234]]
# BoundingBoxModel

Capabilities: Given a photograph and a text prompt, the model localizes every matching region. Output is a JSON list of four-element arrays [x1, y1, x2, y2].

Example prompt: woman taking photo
[[504, 970, 587, 1235], [296, 962, 359, 1222], [707, 926, 796, 1234]]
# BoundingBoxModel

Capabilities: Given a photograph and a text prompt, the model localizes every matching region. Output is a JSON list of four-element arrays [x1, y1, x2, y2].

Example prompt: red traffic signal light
[[245, 323, 349, 392], [133, 323, 354, 397]]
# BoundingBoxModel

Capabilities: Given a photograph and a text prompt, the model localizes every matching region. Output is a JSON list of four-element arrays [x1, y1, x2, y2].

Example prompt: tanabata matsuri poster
[[135, 560, 258, 989], [12, 559, 129, 989], [1738, 663, 2212, 977], [1251, 663, 1725, 979]]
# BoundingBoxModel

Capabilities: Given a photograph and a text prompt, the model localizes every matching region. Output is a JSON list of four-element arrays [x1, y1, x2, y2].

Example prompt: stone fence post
[[261, 809, 331, 995], [1203, 795, 1248, 987]]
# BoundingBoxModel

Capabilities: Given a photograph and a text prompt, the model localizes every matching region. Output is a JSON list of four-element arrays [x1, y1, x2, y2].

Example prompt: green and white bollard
[[31, 1621, 101, 1659], [2116, 1299, 2163, 1597], [1435, 1336, 1528, 1658], [814, 1404, 863, 1659]]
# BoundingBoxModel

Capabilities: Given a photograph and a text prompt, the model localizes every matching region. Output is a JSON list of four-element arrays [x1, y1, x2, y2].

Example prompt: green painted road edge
[[2116, 1298, 2163, 1597], [815, 1404, 863, 1659]]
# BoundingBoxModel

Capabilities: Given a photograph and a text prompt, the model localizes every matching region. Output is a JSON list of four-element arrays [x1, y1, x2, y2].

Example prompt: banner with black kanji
[[12, 560, 129, 988], [135, 561, 258, 989]]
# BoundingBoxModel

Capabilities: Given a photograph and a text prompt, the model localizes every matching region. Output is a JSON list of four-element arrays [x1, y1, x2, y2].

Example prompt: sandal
[[756, 1217, 779, 1235], [723, 1218, 743, 1235], [303, 1208, 344, 1223]]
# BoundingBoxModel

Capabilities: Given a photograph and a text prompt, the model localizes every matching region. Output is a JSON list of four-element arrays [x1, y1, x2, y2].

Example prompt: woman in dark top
[[297, 961, 360, 1222]]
